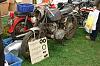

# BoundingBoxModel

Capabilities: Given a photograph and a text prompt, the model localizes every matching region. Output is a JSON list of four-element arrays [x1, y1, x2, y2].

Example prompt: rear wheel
[[64, 15, 77, 39], [11, 21, 33, 38]]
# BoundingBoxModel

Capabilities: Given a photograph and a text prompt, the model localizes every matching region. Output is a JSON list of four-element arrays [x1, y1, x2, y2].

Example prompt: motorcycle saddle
[[15, 11, 34, 17], [60, 6, 73, 15]]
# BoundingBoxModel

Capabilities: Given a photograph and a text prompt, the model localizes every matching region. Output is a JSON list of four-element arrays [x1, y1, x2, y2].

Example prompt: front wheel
[[19, 30, 45, 60]]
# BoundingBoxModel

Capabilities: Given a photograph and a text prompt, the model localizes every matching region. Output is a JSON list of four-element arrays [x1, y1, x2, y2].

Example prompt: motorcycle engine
[[54, 29, 65, 40], [47, 23, 57, 33], [46, 22, 65, 40]]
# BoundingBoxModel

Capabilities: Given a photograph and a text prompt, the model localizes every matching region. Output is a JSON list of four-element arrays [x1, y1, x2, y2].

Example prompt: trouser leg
[[90, 30, 98, 41]]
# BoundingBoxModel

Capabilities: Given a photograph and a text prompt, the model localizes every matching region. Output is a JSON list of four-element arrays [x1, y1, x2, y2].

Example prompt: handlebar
[[45, 6, 55, 16], [35, 3, 55, 17]]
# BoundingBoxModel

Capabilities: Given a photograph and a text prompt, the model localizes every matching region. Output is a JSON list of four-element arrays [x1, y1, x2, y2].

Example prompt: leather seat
[[60, 6, 73, 14], [15, 11, 34, 17]]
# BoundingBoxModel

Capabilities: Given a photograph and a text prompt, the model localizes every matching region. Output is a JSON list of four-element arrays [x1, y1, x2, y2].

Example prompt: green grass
[[2, 16, 9, 38], [22, 29, 100, 66], [2, 16, 8, 26], [2, 16, 100, 66]]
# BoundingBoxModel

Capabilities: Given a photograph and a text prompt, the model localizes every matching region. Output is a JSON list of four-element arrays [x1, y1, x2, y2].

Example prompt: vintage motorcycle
[[20, 3, 77, 59]]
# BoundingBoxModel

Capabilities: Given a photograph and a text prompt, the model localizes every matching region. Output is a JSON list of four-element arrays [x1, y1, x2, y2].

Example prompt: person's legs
[[90, 30, 98, 41], [85, 30, 98, 41], [89, 7, 100, 41]]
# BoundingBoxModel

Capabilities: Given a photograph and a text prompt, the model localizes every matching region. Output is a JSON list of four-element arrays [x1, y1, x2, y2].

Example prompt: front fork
[[24, 16, 28, 27]]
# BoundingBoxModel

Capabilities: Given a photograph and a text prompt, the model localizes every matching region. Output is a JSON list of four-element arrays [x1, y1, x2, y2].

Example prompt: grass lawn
[[2, 16, 100, 66], [22, 28, 100, 66]]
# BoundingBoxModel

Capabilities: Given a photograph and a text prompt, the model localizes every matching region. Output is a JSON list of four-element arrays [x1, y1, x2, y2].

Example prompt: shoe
[[85, 35, 91, 40]]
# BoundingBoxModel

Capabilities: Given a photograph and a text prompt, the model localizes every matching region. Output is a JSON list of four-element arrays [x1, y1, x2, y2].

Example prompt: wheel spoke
[[64, 15, 77, 39]]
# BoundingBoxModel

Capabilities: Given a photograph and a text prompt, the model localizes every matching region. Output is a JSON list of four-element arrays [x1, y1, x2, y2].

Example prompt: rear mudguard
[[8, 17, 33, 34]]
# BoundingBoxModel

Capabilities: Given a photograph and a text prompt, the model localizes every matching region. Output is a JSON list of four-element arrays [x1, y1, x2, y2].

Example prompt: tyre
[[64, 15, 77, 39], [20, 30, 45, 60], [19, 31, 33, 60]]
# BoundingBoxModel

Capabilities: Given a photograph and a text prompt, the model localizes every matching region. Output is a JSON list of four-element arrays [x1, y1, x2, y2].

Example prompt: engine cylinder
[[54, 29, 65, 40]]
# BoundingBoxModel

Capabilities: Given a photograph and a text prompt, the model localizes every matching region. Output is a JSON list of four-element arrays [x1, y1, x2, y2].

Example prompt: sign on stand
[[28, 37, 49, 64]]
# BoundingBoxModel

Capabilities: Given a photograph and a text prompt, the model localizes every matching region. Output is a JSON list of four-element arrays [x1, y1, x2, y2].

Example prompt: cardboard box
[[0, 1, 9, 16], [7, 0, 15, 3], [0, 10, 3, 34], [7, 0, 17, 11], [8, 3, 17, 11], [16, 0, 22, 3], [33, 0, 37, 4]]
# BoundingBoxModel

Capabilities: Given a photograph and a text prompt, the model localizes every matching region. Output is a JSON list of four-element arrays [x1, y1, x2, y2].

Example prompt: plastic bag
[[4, 40, 22, 56], [85, 14, 94, 33], [84, 9, 100, 33], [5, 60, 9, 66]]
